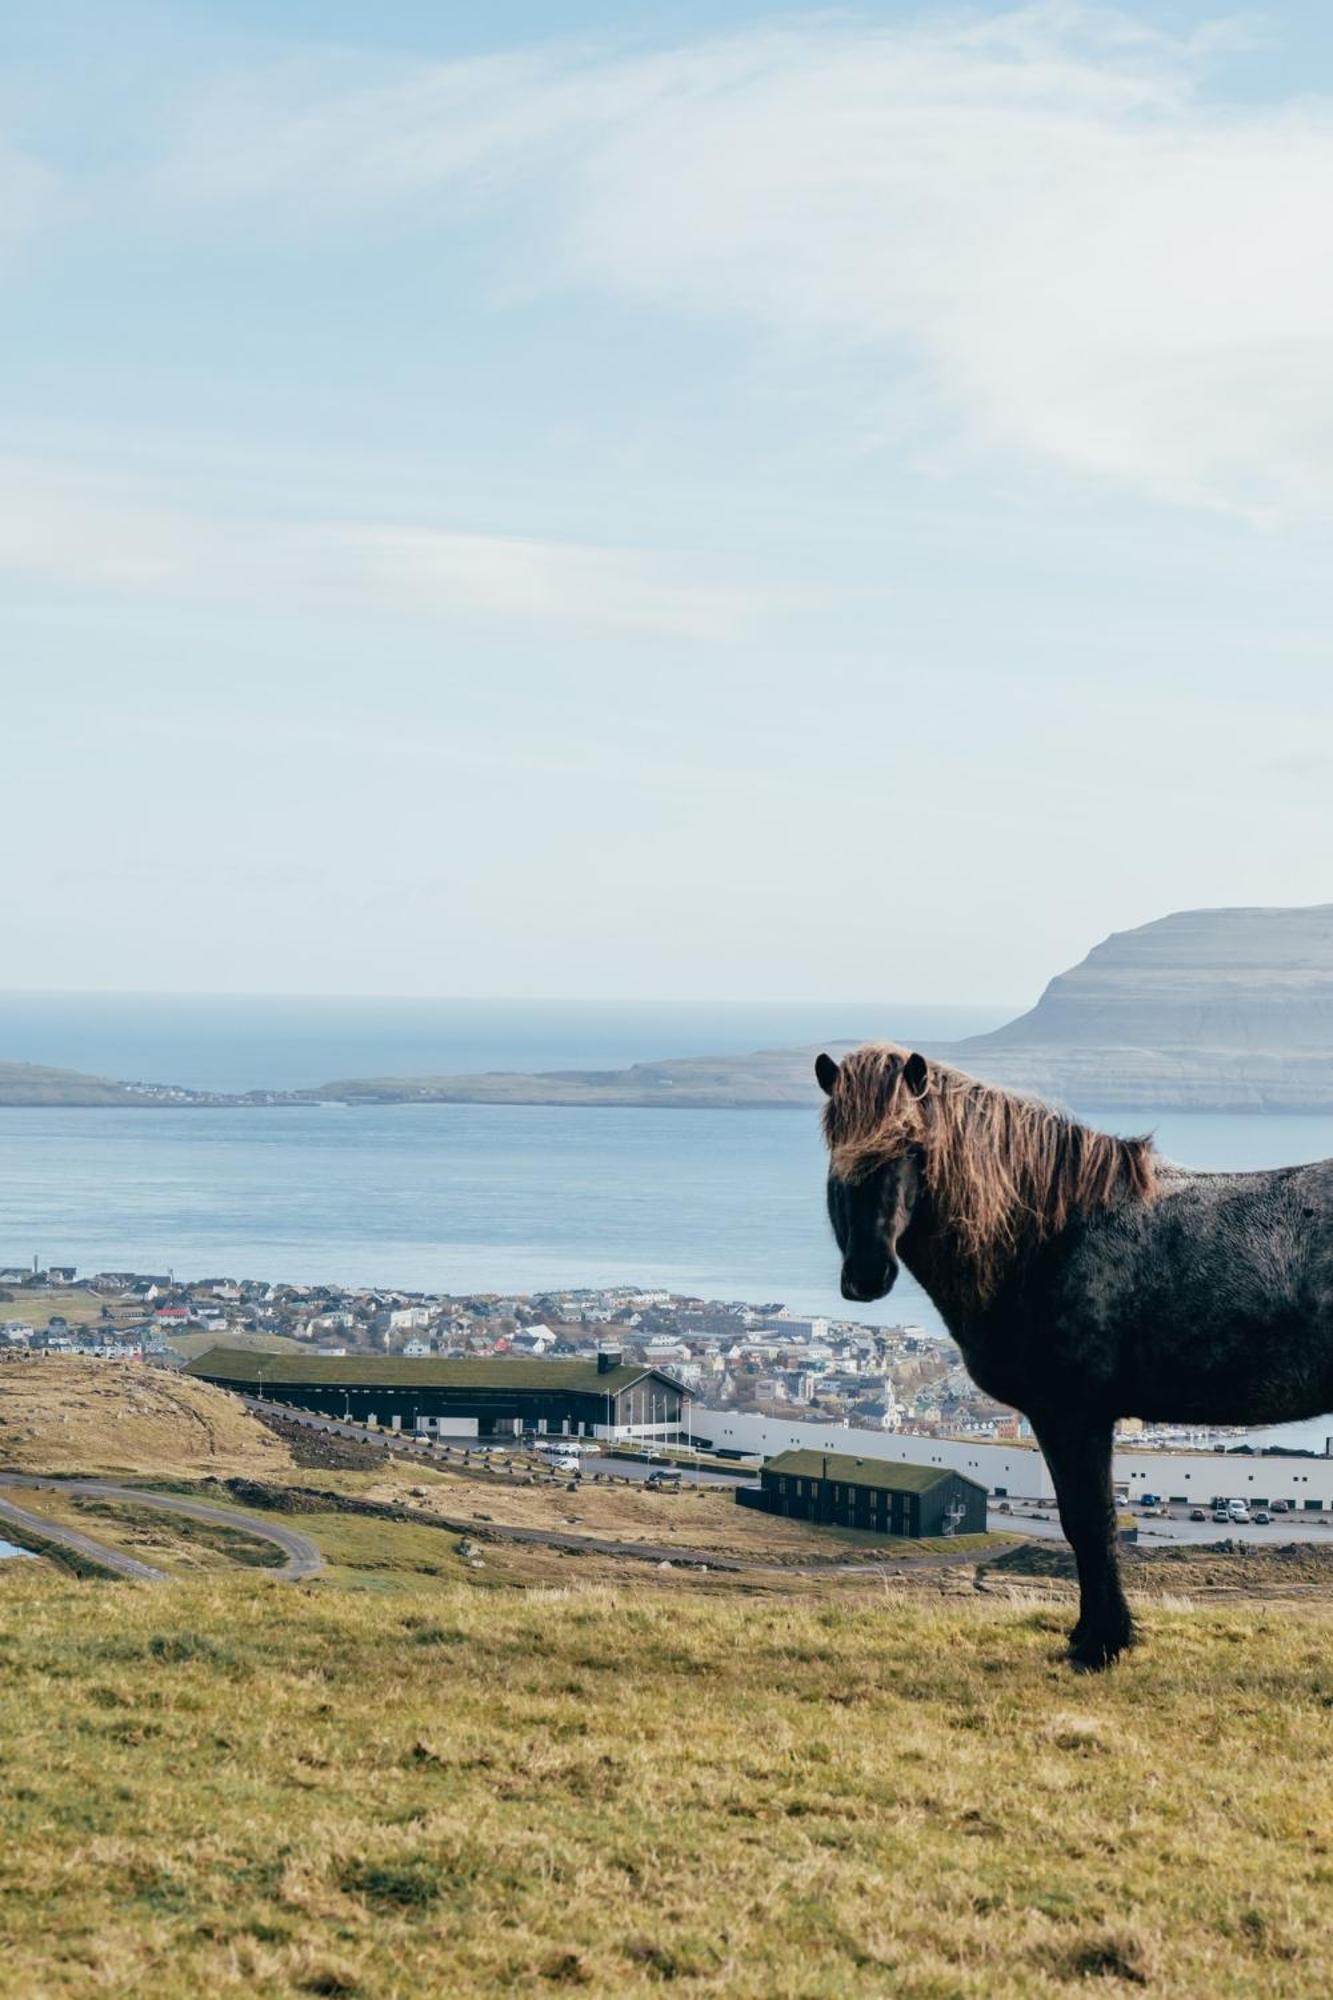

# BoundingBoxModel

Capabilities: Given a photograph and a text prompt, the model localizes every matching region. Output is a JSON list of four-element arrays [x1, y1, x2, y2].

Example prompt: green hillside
[[2, 1566, 1330, 1997]]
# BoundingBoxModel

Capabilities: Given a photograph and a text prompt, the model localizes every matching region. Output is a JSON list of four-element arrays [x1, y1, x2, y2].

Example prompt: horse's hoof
[[1067, 1623, 1136, 1672]]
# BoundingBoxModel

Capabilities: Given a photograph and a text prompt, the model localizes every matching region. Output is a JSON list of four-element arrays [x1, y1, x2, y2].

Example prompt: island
[[3, 903, 1331, 1112]]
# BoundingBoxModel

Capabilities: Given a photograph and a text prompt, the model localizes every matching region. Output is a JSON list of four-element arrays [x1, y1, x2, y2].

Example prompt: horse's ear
[[815, 1053, 840, 1096], [903, 1051, 930, 1098]]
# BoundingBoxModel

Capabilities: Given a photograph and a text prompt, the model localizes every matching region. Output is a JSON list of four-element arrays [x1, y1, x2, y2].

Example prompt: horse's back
[[1040, 1159, 1333, 1424]]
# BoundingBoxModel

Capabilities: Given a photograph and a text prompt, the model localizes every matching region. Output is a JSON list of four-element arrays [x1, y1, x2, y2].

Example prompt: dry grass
[[0, 1567, 1331, 1997], [374, 1457, 1002, 1565], [0, 1360, 295, 1479]]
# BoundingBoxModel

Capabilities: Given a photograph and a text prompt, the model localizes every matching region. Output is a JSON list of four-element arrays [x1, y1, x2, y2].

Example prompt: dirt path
[[0, 1476, 324, 1581]]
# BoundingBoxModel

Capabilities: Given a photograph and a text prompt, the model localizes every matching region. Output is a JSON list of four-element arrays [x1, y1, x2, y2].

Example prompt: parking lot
[[990, 1497, 1333, 1545]]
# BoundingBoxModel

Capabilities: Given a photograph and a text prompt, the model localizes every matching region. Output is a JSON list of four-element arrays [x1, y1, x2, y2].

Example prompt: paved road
[[0, 1488, 167, 1580], [0, 1476, 324, 1580], [242, 1397, 751, 1486]]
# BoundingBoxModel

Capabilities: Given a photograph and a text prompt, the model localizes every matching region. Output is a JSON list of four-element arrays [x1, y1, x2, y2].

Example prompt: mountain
[[3, 905, 1329, 1110], [946, 904, 1333, 1109], [310, 904, 1333, 1111]]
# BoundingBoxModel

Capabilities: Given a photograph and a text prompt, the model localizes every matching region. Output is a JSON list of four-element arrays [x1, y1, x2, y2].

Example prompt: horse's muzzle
[[840, 1257, 898, 1303]]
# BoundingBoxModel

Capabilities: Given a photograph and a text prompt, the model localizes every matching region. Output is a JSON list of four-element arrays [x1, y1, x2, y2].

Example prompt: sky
[[2, 1, 1332, 1007]]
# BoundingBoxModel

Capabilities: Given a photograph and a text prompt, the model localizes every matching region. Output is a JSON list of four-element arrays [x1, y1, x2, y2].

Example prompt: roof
[[185, 1346, 682, 1396], [764, 1448, 984, 1495]]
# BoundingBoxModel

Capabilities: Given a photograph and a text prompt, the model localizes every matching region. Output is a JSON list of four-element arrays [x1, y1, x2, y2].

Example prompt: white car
[[1227, 1503, 1251, 1524]]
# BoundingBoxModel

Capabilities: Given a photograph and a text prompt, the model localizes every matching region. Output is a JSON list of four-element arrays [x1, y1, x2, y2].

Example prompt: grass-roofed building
[[186, 1345, 691, 1442], [739, 1448, 987, 1538]]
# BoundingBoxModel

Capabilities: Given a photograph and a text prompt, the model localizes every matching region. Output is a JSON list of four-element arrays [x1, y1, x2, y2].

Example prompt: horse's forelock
[[822, 1044, 927, 1178]]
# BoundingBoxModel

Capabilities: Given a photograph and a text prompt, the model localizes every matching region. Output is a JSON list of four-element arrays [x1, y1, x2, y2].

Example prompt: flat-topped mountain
[[963, 904, 1333, 1052], [2, 905, 1329, 1109], [945, 903, 1333, 1109], [309, 904, 1333, 1111]]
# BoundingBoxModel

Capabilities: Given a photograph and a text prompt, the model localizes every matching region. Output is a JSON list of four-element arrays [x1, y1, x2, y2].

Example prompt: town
[[0, 1259, 1020, 1435]]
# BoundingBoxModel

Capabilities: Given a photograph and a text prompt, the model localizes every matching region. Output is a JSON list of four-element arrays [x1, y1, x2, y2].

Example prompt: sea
[[1, 993, 1331, 1445]]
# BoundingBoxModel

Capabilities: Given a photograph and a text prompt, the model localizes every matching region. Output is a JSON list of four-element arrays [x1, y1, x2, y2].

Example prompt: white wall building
[[698, 1409, 1333, 1509]]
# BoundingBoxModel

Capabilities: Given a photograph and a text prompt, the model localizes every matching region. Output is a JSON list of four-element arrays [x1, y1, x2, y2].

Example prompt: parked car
[[1252, 1510, 1272, 1525], [1271, 1498, 1291, 1513], [1228, 1502, 1251, 1523], [1189, 1508, 1207, 1522], [1212, 1508, 1230, 1524]]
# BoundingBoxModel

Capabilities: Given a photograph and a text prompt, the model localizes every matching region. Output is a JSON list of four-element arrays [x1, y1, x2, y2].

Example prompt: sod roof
[[186, 1346, 680, 1396], [765, 1449, 983, 1494]]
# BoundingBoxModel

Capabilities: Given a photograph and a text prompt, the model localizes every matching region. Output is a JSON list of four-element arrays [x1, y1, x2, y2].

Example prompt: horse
[[815, 1043, 1333, 1669]]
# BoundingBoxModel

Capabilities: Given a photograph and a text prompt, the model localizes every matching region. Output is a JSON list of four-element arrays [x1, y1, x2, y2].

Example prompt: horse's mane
[[822, 1043, 1158, 1302]]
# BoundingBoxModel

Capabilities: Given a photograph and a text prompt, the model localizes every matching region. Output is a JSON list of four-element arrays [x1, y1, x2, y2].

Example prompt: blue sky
[[3, 2, 1331, 1003]]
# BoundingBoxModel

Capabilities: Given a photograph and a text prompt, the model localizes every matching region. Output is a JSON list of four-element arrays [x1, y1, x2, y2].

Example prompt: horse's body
[[816, 1044, 1333, 1669]]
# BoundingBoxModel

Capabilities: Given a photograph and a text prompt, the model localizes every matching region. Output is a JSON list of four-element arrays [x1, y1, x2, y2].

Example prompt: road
[[241, 1397, 751, 1485], [0, 1475, 324, 1580]]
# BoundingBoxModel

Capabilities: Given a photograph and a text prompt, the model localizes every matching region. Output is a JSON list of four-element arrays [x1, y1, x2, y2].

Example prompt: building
[[701, 1408, 1333, 1511], [739, 1448, 987, 1538], [188, 1345, 691, 1441]]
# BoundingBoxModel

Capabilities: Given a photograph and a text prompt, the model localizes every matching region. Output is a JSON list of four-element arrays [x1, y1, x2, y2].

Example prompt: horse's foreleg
[[1031, 1412, 1135, 1671]]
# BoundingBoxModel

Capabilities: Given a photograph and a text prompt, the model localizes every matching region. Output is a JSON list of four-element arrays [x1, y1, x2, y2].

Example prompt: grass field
[[0, 1288, 117, 1330], [167, 1331, 314, 1361], [0, 1360, 295, 1479], [1, 1566, 1331, 1998], [359, 1457, 1008, 1564]]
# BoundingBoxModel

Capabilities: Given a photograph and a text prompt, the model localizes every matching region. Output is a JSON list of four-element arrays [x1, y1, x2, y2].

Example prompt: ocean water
[[0, 1084, 1329, 1345], [0, 993, 997, 1328]]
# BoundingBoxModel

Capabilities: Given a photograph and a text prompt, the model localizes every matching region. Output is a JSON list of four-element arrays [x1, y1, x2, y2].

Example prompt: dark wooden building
[[188, 1346, 690, 1441], [738, 1448, 987, 1538]]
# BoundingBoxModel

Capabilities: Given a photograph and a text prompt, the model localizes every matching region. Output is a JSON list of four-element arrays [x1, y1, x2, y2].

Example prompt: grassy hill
[[0, 1360, 295, 1479], [165, 1330, 313, 1362], [0, 1565, 1330, 1997]]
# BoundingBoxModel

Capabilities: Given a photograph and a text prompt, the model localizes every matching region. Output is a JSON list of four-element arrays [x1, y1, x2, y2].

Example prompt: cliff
[[948, 904, 1333, 1109]]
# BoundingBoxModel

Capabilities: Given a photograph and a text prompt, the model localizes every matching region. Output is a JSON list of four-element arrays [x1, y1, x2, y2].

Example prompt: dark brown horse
[[816, 1043, 1333, 1669]]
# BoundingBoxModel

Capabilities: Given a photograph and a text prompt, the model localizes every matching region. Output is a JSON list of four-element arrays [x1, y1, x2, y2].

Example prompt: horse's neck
[[898, 1189, 989, 1337]]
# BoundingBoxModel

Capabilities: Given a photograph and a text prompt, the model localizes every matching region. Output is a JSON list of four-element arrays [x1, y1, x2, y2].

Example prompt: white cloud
[[149, 4, 1333, 513], [0, 459, 757, 639]]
